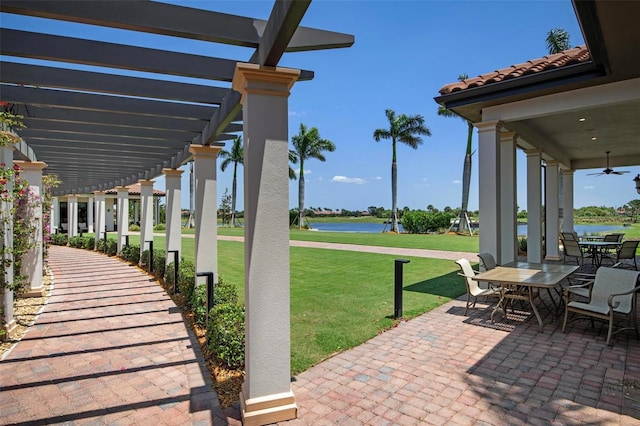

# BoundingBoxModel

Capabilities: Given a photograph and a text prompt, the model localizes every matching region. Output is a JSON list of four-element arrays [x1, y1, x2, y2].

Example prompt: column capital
[[93, 190, 106, 196], [66, 194, 78, 200], [162, 168, 184, 177], [499, 131, 517, 142], [545, 159, 560, 167], [474, 120, 501, 132], [232, 63, 301, 105], [189, 144, 222, 158], [115, 186, 129, 194], [524, 149, 542, 157], [138, 179, 155, 187], [13, 160, 47, 171], [561, 168, 575, 175]]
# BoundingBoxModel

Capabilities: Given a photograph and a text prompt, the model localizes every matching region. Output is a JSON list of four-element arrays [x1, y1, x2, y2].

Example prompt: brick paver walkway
[[2, 245, 640, 425]]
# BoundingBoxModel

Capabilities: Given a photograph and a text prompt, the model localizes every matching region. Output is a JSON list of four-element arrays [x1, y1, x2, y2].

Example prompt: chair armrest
[[563, 282, 593, 297], [607, 285, 640, 309]]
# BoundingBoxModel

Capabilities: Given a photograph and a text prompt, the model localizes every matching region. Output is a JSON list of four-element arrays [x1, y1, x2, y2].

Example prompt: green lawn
[[123, 233, 466, 373]]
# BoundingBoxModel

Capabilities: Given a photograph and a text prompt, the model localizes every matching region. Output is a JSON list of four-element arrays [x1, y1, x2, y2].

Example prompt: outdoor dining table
[[472, 262, 578, 332], [577, 240, 621, 267]]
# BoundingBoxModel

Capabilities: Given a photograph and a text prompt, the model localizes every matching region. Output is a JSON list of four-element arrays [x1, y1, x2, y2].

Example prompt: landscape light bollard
[[167, 250, 179, 294], [394, 259, 410, 319], [196, 272, 215, 328], [145, 240, 154, 273], [125, 235, 130, 247]]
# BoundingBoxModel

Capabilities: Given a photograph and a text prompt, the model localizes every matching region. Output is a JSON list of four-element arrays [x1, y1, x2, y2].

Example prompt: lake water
[[308, 221, 626, 235]]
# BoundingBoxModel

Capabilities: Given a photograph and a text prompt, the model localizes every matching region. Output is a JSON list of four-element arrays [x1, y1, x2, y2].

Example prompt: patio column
[[116, 187, 129, 254], [139, 179, 154, 262], [475, 120, 502, 262], [499, 132, 517, 264], [52, 196, 59, 233], [562, 169, 575, 233], [106, 197, 115, 232], [15, 161, 47, 297], [233, 63, 300, 425], [526, 150, 543, 263], [87, 195, 94, 234], [545, 160, 561, 260], [94, 191, 106, 249], [67, 194, 78, 238], [188, 145, 220, 288], [162, 168, 183, 267], [1, 145, 16, 338]]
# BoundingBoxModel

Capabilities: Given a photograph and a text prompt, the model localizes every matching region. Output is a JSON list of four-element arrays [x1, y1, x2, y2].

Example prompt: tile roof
[[438, 45, 590, 95], [104, 183, 165, 196]]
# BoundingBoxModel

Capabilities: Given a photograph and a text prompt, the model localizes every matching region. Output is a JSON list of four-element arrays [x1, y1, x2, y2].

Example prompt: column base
[[544, 255, 563, 261], [3, 319, 17, 339], [21, 286, 45, 298], [240, 383, 297, 426]]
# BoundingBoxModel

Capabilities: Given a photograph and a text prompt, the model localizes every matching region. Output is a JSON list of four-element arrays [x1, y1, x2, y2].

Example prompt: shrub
[[105, 239, 117, 256], [214, 276, 238, 306], [401, 211, 454, 234], [518, 236, 528, 254], [207, 303, 245, 369], [121, 244, 140, 264], [165, 261, 176, 289], [154, 223, 166, 231], [82, 236, 95, 250], [129, 224, 140, 232], [192, 284, 208, 327], [153, 249, 166, 278], [68, 235, 83, 248], [51, 233, 68, 246], [96, 238, 105, 252], [178, 259, 196, 305]]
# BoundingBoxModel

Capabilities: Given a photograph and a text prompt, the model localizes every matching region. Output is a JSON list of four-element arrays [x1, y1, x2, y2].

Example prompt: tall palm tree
[[373, 109, 431, 233], [546, 28, 570, 54], [219, 136, 243, 227], [290, 123, 335, 230], [438, 74, 474, 235]]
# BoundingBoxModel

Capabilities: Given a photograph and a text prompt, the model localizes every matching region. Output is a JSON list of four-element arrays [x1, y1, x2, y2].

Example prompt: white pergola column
[[94, 191, 106, 249], [105, 197, 115, 232], [475, 120, 502, 262], [233, 63, 300, 424], [52, 196, 59, 233], [499, 132, 517, 264], [188, 145, 220, 284], [116, 186, 129, 254], [526, 150, 543, 263], [87, 195, 94, 233], [67, 194, 78, 238], [163, 168, 183, 266], [562, 169, 575, 233], [545, 160, 561, 260], [1, 145, 16, 338], [15, 161, 47, 297], [139, 180, 154, 262]]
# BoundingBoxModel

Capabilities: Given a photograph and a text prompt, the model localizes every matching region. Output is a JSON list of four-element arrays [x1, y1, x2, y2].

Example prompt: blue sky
[[3, 1, 637, 211]]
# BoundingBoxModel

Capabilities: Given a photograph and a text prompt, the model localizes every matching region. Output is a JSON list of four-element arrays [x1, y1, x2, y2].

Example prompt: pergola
[[0, 1, 353, 424], [435, 0, 640, 264]]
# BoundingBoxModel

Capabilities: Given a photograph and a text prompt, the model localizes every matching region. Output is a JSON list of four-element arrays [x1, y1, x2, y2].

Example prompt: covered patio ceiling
[[0, 0, 354, 196], [435, 0, 640, 172]]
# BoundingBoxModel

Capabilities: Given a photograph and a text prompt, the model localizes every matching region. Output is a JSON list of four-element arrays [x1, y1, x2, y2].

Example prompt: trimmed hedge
[[51, 233, 68, 246]]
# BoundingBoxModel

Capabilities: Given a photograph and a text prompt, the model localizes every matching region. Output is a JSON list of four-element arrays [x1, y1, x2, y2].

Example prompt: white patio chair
[[562, 267, 640, 345], [455, 259, 500, 315], [615, 240, 639, 270]]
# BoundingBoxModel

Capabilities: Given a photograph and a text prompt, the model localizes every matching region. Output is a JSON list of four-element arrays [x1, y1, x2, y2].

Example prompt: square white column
[[87, 195, 94, 233], [188, 145, 220, 285], [499, 132, 517, 264], [545, 160, 561, 260], [94, 191, 106, 249], [233, 63, 301, 424], [139, 180, 155, 262], [67, 195, 79, 238], [162, 168, 183, 266], [562, 169, 575, 233], [15, 161, 47, 297], [52, 196, 59, 233], [105, 197, 115, 232], [475, 121, 502, 261], [1, 145, 16, 337], [116, 187, 129, 254], [526, 150, 543, 263]]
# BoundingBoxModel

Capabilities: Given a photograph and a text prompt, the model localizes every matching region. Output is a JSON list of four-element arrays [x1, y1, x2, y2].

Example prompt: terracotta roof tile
[[438, 45, 590, 95], [104, 183, 165, 196]]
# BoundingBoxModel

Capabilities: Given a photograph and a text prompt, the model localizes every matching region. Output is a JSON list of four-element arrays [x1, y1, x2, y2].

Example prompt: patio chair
[[561, 232, 578, 241], [562, 267, 640, 345], [600, 233, 625, 265], [455, 259, 500, 315], [615, 240, 639, 270], [562, 238, 590, 269], [477, 252, 497, 271]]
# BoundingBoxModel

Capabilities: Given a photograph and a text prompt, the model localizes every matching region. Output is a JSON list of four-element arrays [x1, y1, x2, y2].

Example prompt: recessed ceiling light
[[591, 137, 597, 141], [579, 118, 586, 122]]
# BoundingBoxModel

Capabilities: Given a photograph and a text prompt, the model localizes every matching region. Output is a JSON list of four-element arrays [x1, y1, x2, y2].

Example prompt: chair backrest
[[590, 267, 640, 313], [562, 232, 577, 241], [604, 233, 624, 242], [478, 253, 497, 271], [455, 259, 481, 293], [617, 240, 640, 260], [563, 239, 582, 258]]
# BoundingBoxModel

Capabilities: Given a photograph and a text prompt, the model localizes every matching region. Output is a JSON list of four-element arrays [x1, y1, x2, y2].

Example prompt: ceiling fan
[[587, 151, 630, 176]]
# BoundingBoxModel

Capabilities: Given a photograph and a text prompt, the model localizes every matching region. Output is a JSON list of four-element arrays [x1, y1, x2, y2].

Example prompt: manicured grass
[[124, 233, 466, 374]]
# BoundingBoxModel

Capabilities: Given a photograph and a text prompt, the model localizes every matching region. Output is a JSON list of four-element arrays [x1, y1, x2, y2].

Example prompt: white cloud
[[374, 176, 382, 180], [288, 110, 307, 117], [421, 177, 428, 182], [295, 168, 311, 176], [584, 185, 595, 190], [331, 175, 366, 184], [452, 180, 462, 184]]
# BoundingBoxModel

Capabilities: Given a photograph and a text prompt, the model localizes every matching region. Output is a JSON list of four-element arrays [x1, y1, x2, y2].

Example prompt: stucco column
[[67, 194, 78, 238], [87, 195, 94, 233], [233, 63, 300, 425], [94, 191, 106, 249], [52, 196, 59, 233], [475, 121, 502, 262], [526, 150, 543, 263], [562, 169, 575, 234], [189, 145, 220, 287], [1, 145, 16, 338], [105, 197, 115, 231], [139, 180, 154, 262], [15, 161, 47, 297], [545, 160, 561, 260], [499, 132, 517, 263], [163, 168, 183, 267], [116, 187, 129, 254]]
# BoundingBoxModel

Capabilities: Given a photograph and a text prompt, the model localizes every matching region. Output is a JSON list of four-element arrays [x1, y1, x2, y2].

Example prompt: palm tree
[[219, 136, 243, 227], [546, 28, 570, 54], [373, 109, 431, 233], [438, 74, 474, 235], [290, 123, 335, 230]]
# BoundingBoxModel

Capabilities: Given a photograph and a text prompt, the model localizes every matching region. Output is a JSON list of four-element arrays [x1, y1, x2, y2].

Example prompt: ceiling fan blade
[[587, 172, 604, 176], [612, 171, 630, 175]]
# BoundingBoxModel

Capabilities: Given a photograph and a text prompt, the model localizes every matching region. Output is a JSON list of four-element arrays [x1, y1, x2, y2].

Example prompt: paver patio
[[1, 245, 639, 425]]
